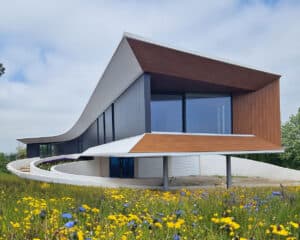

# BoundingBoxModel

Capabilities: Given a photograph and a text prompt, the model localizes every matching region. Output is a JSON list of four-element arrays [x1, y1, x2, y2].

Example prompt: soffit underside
[[127, 37, 280, 91], [150, 73, 250, 94]]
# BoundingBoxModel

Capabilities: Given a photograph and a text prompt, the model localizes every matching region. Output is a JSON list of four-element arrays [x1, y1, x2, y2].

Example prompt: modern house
[[18, 33, 283, 189]]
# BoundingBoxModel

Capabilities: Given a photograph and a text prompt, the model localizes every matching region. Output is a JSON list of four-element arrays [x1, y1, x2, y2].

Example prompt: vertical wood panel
[[232, 80, 281, 146]]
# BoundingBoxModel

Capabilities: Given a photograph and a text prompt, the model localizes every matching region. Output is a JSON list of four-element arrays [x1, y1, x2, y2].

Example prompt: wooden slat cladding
[[232, 80, 281, 146], [130, 134, 282, 153], [126, 38, 280, 91]]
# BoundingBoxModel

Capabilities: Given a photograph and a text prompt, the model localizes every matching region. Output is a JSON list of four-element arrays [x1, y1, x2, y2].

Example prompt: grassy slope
[[0, 173, 300, 239]]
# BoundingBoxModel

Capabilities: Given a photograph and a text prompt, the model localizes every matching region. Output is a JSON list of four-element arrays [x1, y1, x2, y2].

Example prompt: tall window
[[185, 94, 231, 134], [151, 94, 183, 132]]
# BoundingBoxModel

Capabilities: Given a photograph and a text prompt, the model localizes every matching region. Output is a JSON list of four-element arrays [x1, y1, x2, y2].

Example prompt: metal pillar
[[163, 156, 169, 190], [226, 155, 232, 189]]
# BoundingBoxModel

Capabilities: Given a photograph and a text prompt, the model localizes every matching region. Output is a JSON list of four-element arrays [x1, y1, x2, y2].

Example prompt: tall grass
[[0, 173, 300, 239]]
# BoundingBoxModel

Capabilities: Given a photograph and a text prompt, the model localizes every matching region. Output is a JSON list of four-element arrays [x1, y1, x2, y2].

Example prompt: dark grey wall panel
[[82, 120, 98, 151], [114, 75, 147, 140], [98, 114, 105, 145], [105, 106, 114, 143], [27, 143, 40, 157], [55, 139, 79, 155]]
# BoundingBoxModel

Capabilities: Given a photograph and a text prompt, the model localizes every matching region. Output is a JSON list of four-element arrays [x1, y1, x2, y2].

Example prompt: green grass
[[1, 173, 300, 240]]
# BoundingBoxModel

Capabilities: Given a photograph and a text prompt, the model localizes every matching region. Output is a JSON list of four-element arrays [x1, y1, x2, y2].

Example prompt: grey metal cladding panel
[[114, 75, 146, 140], [57, 139, 78, 155], [82, 120, 98, 151], [105, 106, 114, 143], [19, 38, 143, 144], [27, 144, 40, 157], [98, 115, 105, 145]]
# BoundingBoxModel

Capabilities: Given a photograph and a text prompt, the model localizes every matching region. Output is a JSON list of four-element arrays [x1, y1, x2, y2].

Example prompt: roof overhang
[[18, 32, 281, 145]]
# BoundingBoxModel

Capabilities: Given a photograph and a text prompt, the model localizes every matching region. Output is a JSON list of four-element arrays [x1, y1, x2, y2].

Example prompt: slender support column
[[226, 155, 232, 189], [163, 156, 169, 190]]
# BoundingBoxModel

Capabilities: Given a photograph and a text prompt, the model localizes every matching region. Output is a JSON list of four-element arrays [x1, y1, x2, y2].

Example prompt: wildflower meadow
[[0, 173, 300, 240]]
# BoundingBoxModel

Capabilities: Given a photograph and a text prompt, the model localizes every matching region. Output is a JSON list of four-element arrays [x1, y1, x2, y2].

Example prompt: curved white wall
[[136, 156, 200, 178], [199, 155, 300, 181], [7, 154, 300, 188], [53, 159, 101, 176]]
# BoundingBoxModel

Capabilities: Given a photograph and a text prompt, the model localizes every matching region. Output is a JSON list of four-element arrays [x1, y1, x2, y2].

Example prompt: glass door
[[109, 157, 134, 178]]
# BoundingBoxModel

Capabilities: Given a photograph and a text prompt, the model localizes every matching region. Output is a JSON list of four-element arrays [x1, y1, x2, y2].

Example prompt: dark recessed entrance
[[109, 157, 134, 178]]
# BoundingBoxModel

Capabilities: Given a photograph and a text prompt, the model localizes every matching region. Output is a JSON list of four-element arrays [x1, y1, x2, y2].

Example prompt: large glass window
[[186, 94, 231, 134], [151, 94, 183, 132]]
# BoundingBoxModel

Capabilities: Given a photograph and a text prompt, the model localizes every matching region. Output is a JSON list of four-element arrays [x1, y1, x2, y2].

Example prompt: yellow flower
[[77, 230, 84, 240], [290, 221, 299, 229], [91, 208, 99, 213], [154, 222, 162, 228], [167, 222, 175, 228], [10, 221, 20, 229]]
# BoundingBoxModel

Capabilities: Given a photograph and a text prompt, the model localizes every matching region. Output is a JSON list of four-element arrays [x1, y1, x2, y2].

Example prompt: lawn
[[0, 173, 300, 240]]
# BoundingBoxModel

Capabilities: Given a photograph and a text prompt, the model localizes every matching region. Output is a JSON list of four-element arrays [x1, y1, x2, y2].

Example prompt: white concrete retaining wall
[[169, 155, 200, 177], [137, 156, 200, 178], [199, 155, 300, 181], [137, 157, 163, 178], [7, 154, 300, 187], [53, 159, 101, 176]]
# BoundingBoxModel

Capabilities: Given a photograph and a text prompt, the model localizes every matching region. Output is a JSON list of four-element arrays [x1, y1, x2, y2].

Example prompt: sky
[[0, 0, 300, 153]]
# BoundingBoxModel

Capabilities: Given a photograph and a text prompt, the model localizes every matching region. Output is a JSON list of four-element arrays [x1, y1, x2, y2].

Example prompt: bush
[[0, 152, 16, 173]]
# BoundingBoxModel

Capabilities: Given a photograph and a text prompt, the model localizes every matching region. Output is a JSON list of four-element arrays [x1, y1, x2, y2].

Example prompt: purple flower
[[123, 203, 129, 208], [175, 210, 184, 217], [272, 191, 282, 196], [173, 234, 180, 240], [65, 221, 75, 228], [79, 206, 86, 212], [180, 191, 186, 196], [39, 210, 46, 219], [61, 212, 72, 219]]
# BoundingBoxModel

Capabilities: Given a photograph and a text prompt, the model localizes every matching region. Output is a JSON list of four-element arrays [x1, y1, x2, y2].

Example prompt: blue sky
[[0, 0, 300, 153]]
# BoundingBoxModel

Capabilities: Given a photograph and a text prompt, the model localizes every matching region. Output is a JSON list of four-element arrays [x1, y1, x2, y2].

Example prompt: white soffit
[[81, 134, 145, 157]]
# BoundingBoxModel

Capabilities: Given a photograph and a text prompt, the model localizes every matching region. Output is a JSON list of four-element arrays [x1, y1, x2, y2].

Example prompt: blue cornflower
[[175, 209, 184, 217], [272, 191, 282, 196], [39, 209, 47, 219], [173, 234, 180, 240], [123, 203, 129, 208], [79, 206, 86, 212], [65, 221, 75, 228], [61, 212, 72, 219]]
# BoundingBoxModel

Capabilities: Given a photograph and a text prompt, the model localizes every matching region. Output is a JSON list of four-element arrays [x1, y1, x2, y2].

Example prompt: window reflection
[[186, 94, 231, 134], [151, 94, 183, 132]]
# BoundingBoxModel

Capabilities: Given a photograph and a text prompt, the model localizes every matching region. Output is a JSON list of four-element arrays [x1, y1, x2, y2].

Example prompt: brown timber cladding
[[130, 134, 282, 153], [232, 80, 281, 147]]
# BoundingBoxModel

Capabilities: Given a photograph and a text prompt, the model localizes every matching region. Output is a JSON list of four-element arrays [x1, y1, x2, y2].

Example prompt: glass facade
[[151, 94, 183, 132], [186, 94, 231, 134], [151, 93, 232, 134]]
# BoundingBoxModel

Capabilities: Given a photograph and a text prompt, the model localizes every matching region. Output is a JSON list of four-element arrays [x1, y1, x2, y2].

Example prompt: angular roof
[[126, 35, 280, 91], [18, 33, 280, 144]]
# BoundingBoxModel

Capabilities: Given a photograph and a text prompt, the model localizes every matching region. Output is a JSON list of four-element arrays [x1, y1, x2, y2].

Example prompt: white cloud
[[0, 0, 299, 152]]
